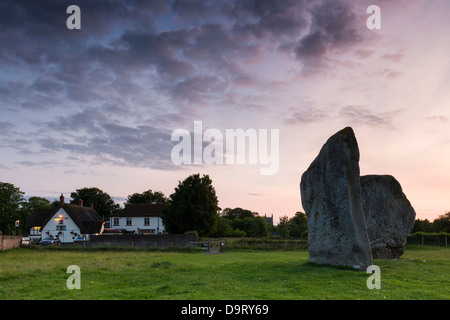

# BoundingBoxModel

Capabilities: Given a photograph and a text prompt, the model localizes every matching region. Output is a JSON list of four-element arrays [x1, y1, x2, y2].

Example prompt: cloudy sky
[[1, 0, 449, 222]]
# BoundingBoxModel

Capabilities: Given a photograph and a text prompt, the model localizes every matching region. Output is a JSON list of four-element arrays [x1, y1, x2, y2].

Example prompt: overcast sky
[[1, 0, 449, 222]]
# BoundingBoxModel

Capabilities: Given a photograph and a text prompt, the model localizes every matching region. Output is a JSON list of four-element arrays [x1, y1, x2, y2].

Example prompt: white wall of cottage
[[111, 216, 165, 234], [40, 208, 84, 243]]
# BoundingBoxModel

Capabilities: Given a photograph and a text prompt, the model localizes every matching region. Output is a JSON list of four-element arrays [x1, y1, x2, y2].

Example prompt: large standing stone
[[360, 175, 416, 259], [300, 127, 373, 269]]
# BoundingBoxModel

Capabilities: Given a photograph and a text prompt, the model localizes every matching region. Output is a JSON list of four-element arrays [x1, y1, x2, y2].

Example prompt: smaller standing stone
[[361, 175, 416, 259]]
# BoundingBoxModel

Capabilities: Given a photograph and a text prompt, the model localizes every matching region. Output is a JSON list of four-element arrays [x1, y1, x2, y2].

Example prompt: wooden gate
[[191, 240, 222, 253]]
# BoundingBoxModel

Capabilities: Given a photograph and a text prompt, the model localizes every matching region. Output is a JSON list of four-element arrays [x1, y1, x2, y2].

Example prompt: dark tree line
[[412, 213, 450, 233], [3, 178, 448, 237]]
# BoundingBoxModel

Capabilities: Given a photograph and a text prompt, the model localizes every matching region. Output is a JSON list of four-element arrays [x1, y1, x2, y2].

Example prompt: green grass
[[0, 245, 448, 300]]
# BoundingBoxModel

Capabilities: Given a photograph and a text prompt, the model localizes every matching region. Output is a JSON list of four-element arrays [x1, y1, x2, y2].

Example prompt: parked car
[[22, 237, 31, 245], [39, 236, 61, 246]]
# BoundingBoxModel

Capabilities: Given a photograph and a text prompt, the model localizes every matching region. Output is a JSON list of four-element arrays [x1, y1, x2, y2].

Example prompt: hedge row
[[407, 232, 450, 246], [223, 238, 308, 250]]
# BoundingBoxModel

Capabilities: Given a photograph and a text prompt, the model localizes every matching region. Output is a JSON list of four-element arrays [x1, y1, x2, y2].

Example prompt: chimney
[[59, 194, 65, 208], [80, 199, 84, 207]]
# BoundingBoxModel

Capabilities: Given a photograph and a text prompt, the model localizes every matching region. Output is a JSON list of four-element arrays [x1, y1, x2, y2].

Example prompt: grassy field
[[0, 245, 448, 300]]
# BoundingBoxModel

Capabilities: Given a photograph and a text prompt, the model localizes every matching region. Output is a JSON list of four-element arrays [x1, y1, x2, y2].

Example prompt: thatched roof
[[26, 204, 103, 234]]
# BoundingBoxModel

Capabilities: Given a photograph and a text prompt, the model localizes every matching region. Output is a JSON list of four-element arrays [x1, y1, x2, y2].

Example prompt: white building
[[109, 203, 165, 235], [26, 194, 104, 243]]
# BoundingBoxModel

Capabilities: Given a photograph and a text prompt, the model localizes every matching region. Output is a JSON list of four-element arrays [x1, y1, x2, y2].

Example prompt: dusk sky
[[1, 0, 449, 223]]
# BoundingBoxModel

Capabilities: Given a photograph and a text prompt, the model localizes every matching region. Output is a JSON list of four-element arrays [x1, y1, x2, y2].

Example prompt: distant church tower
[[264, 214, 274, 225]]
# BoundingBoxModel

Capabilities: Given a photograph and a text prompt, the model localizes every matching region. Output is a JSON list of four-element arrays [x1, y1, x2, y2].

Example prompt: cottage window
[[31, 226, 41, 235], [126, 217, 132, 226], [144, 217, 150, 226], [113, 217, 119, 226], [56, 225, 66, 231]]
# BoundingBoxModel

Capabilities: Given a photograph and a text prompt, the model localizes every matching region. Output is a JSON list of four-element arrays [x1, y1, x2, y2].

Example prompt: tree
[[212, 217, 233, 237], [19, 197, 52, 235], [433, 212, 450, 233], [277, 215, 290, 241], [218, 207, 272, 237], [412, 219, 434, 233], [0, 182, 25, 234], [288, 211, 308, 238], [70, 187, 120, 218], [222, 207, 256, 220], [125, 189, 168, 206], [162, 174, 219, 237], [245, 216, 269, 237], [22, 197, 52, 214]]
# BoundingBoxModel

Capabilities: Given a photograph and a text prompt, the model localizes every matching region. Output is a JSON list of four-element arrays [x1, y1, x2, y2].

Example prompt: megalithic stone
[[300, 127, 373, 270], [361, 175, 416, 259]]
